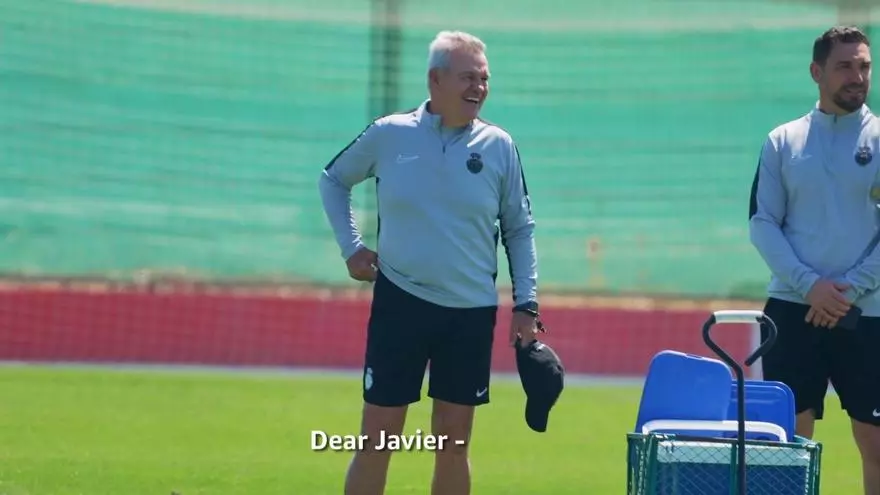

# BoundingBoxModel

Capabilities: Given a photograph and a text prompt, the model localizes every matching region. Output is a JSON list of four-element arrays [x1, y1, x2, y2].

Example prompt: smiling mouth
[[463, 97, 481, 104]]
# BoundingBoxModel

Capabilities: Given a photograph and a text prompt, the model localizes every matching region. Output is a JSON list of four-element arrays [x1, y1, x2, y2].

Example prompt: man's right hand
[[805, 279, 851, 326], [346, 247, 378, 282]]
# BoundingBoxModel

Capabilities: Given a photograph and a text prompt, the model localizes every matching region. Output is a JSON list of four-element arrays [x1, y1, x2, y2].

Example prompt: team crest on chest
[[466, 153, 483, 174], [855, 146, 873, 166]]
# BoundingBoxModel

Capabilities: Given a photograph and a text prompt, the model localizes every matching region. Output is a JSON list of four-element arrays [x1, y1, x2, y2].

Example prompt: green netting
[[0, 0, 869, 297]]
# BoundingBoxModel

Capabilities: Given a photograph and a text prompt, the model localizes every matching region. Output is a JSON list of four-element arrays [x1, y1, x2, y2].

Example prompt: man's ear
[[810, 61, 823, 84], [429, 67, 447, 87]]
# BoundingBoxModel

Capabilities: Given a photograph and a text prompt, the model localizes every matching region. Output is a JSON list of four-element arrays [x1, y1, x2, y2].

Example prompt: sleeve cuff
[[513, 294, 538, 308], [797, 272, 822, 300], [842, 275, 862, 302], [341, 241, 366, 261]]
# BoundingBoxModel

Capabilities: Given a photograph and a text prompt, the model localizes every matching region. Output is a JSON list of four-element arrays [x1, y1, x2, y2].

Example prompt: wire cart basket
[[626, 310, 823, 495]]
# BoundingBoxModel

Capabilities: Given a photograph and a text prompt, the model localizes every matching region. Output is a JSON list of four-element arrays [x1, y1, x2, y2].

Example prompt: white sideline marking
[[0, 360, 643, 387], [0, 360, 839, 396]]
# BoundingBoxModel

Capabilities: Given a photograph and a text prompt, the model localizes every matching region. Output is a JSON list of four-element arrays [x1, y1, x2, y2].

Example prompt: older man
[[318, 30, 541, 495]]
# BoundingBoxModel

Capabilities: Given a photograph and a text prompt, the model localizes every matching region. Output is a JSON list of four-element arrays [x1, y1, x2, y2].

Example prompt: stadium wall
[[0, 284, 759, 376]]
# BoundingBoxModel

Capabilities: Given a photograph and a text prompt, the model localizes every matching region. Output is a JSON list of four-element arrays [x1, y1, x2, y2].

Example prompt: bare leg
[[344, 403, 408, 495], [795, 409, 817, 439], [430, 399, 475, 495], [852, 419, 880, 495]]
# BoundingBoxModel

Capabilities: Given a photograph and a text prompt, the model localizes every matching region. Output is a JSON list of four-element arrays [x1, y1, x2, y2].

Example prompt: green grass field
[[0, 366, 864, 494]]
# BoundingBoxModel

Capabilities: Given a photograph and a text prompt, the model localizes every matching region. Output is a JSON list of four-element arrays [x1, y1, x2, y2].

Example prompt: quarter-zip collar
[[809, 101, 872, 130], [414, 99, 476, 132]]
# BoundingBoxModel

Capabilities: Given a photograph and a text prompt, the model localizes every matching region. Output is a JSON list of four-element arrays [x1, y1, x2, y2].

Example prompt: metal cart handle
[[701, 309, 779, 495], [704, 310, 778, 367]]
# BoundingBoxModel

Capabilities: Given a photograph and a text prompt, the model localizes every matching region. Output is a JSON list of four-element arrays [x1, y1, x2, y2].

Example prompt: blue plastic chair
[[720, 380, 796, 442], [634, 350, 734, 433]]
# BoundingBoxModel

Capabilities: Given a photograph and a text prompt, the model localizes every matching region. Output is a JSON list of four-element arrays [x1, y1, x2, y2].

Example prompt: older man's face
[[433, 48, 490, 124]]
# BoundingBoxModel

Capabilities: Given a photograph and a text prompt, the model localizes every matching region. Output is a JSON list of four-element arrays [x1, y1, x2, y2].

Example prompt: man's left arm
[[498, 140, 538, 307], [842, 236, 880, 301]]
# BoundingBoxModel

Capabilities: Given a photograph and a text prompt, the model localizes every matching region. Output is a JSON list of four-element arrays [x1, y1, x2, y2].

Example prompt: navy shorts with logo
[[760, 297, 880, 425], [361, 271, 497, 408]]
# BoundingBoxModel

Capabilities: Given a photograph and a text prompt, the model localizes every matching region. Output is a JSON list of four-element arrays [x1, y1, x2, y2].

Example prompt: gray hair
[[427, 30, 486, 71]]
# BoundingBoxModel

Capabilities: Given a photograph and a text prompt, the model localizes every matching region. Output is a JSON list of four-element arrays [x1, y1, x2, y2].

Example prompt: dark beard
[[834, 88, 866, 113]]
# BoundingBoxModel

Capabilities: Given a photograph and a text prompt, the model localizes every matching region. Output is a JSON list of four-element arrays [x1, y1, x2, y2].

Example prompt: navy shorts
[[760, 297, 880, 425], [361, 271, 497, 408]]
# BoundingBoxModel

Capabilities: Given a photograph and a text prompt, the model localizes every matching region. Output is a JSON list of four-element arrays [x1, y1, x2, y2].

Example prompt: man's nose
[[850, 70, 866, 84]]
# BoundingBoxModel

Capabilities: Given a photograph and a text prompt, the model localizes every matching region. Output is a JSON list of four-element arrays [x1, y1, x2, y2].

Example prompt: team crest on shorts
[[466, 153, 483, 174], [364, 367, 373, 391], [855, 146, 873, 166]]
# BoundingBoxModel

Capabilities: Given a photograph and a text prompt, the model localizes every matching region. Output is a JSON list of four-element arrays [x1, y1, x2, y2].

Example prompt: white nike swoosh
[[396, 154, 418, 163]]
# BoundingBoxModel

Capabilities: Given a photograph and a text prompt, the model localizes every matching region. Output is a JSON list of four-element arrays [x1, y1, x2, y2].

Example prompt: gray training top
[[318, 100, 538, 309], [749, 103, 880, 316]]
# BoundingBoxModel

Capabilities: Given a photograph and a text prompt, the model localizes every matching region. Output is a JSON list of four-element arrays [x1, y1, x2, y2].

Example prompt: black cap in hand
[[515, 338, 564, 432]]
